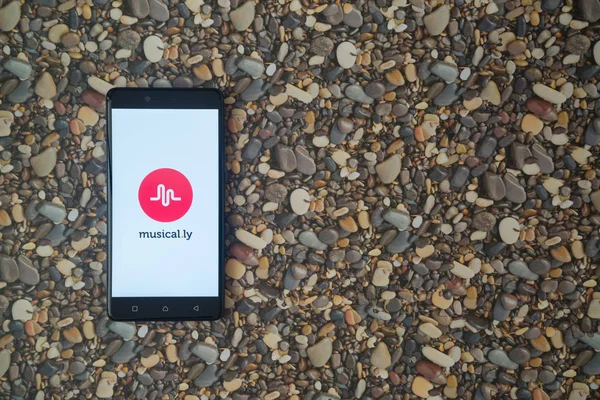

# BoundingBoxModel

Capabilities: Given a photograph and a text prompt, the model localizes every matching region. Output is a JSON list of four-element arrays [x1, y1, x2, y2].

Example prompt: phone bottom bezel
[[108, 296, 222, 321]]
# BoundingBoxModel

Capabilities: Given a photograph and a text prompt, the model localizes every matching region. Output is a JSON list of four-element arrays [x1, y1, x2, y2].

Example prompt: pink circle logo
[[138, 168, 193, 222]]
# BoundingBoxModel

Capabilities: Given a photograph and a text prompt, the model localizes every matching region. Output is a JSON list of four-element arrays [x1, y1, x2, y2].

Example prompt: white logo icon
[[150, 184, 181, 207]]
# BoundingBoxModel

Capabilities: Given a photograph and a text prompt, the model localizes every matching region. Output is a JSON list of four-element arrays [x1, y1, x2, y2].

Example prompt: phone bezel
[[106, 88, 225, 321]]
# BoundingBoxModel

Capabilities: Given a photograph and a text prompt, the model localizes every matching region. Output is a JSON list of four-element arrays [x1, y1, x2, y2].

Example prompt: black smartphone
[[106, 88, 224, 321]]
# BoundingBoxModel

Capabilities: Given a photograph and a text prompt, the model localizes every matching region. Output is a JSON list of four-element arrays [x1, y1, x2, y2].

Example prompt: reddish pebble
[[344, 309, 361, 325], [389, 370, 401, 386], [416, 360, 447, 384], [54, 101, 66, 115], [229, 243, 258, 266], [81, 90, 106, 111], [25, 320, 42, 336], [526, 98, 557, 121]]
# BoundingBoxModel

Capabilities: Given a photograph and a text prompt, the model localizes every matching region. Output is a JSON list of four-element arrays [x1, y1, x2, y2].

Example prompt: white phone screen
[[111, 108, 219, 297]]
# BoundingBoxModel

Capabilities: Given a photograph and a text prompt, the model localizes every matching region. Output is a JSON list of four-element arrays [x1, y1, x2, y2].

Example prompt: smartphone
[[106, 88, 224, 321]]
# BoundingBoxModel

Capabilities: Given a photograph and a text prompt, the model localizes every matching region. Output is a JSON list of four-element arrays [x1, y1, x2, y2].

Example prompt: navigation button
[[193, 305, 199, 312], [162, 306, 169, 312], [132, 306, 138, 312]]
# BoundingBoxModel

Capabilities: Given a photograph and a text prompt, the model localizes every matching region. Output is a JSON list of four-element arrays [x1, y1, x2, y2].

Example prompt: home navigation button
[[162, 306, 169, 312]]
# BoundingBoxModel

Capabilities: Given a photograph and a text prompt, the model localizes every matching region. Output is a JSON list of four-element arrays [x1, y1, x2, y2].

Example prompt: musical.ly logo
[[138, 168, 193, 222], [150, 184, 181, 207]]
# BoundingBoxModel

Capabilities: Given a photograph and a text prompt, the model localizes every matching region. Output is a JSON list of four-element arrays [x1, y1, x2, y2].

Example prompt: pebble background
[[1, 0, 600, 399]]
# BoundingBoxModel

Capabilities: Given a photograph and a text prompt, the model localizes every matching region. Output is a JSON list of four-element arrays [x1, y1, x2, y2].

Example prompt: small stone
[[148, 0, 169, 21], [235, 229, 267, 250], [0, 350, 9, 378], [499, 217, 520, 244], [193, 64, 212, 81], [38, 203, 66, 224], [345, 84, 374, 104], [422, 346, 455, 368], [423, 5, 450, 36], [365, 81, 386, 99], [0, 1, 21, 32], [481, 80, 501, 105], [594, 42, 600, 65], [17, 256, 39, 285], [295, 146, 316, 175], [584, 298, 600, 320], [336, 42, 357, 69], [237, 57, 264, 78], [376, 155, 402, 184], [579, 0, 600, 22], [583, 353, 600, 375], [529, 258, 551, 275], [299, 231, 327, 250], [312, 37, 334, 56], [275, 144, 297, 172], [128, 0, 149, 18], [339, 216, 358, 233], [30, 148, 57, 177], [0, 256, 18, 282], [521, 114, 544, 135], [88, 76, 115, 96], [143, 35, 164, 63], [432, 289, 452, 309], [419, 323, 442, 339], [96, 372, 117, 398], [530, 335, 551, 352], [194, 364, 219, 387], [508, 261, 539, 281], [285, 84, 313, 104], [386, 69, 405, 86], [488, 349, 519, 370], [78, 106, 99, 126], [63, 327, 83, 343], [12, 299, 33, 322], [371, 342, 392, 369], [225, 259, 245, 280], [507, 39, 527, 55], [416, 361, 446, 385], [307, 338, 332, 367], [566, 34, 591, 55], [0, 111, 14, 137], [290, 189, 310, 215], [551, 246, 572, 263], [343, 6, 363, 27], [383, 209, 411, 230], [35, 72, 57, 99], [451, 261, 475, 279], [230, 1, 255, 31], [117, 30, 141, 50], [61, 32, 80, 47], [430, 61, 459, 83], [191, 343, 219, 364], [373, 261, 392, 286], [0, 210, 10, 227], [472, 212, 497, 232], [3, 59, 32, 80], [56, 259, 75, 276], [223, 379, 243, 392], [533, 83, 567, 104], [509, 347, 531, 364], [412, 376, 433, 398], [108, 321, 136, 340], [264, 183, 288, 203]]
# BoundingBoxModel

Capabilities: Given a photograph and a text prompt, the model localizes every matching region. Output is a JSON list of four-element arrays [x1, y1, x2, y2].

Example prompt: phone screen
[[111, 108, 219, 299]]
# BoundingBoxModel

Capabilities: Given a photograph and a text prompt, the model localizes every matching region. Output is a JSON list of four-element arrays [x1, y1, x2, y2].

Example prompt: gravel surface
[[1, 0, 600, 399]]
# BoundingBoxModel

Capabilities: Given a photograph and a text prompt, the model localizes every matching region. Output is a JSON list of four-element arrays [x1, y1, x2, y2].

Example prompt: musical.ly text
[[138, 229, 193, 240]]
